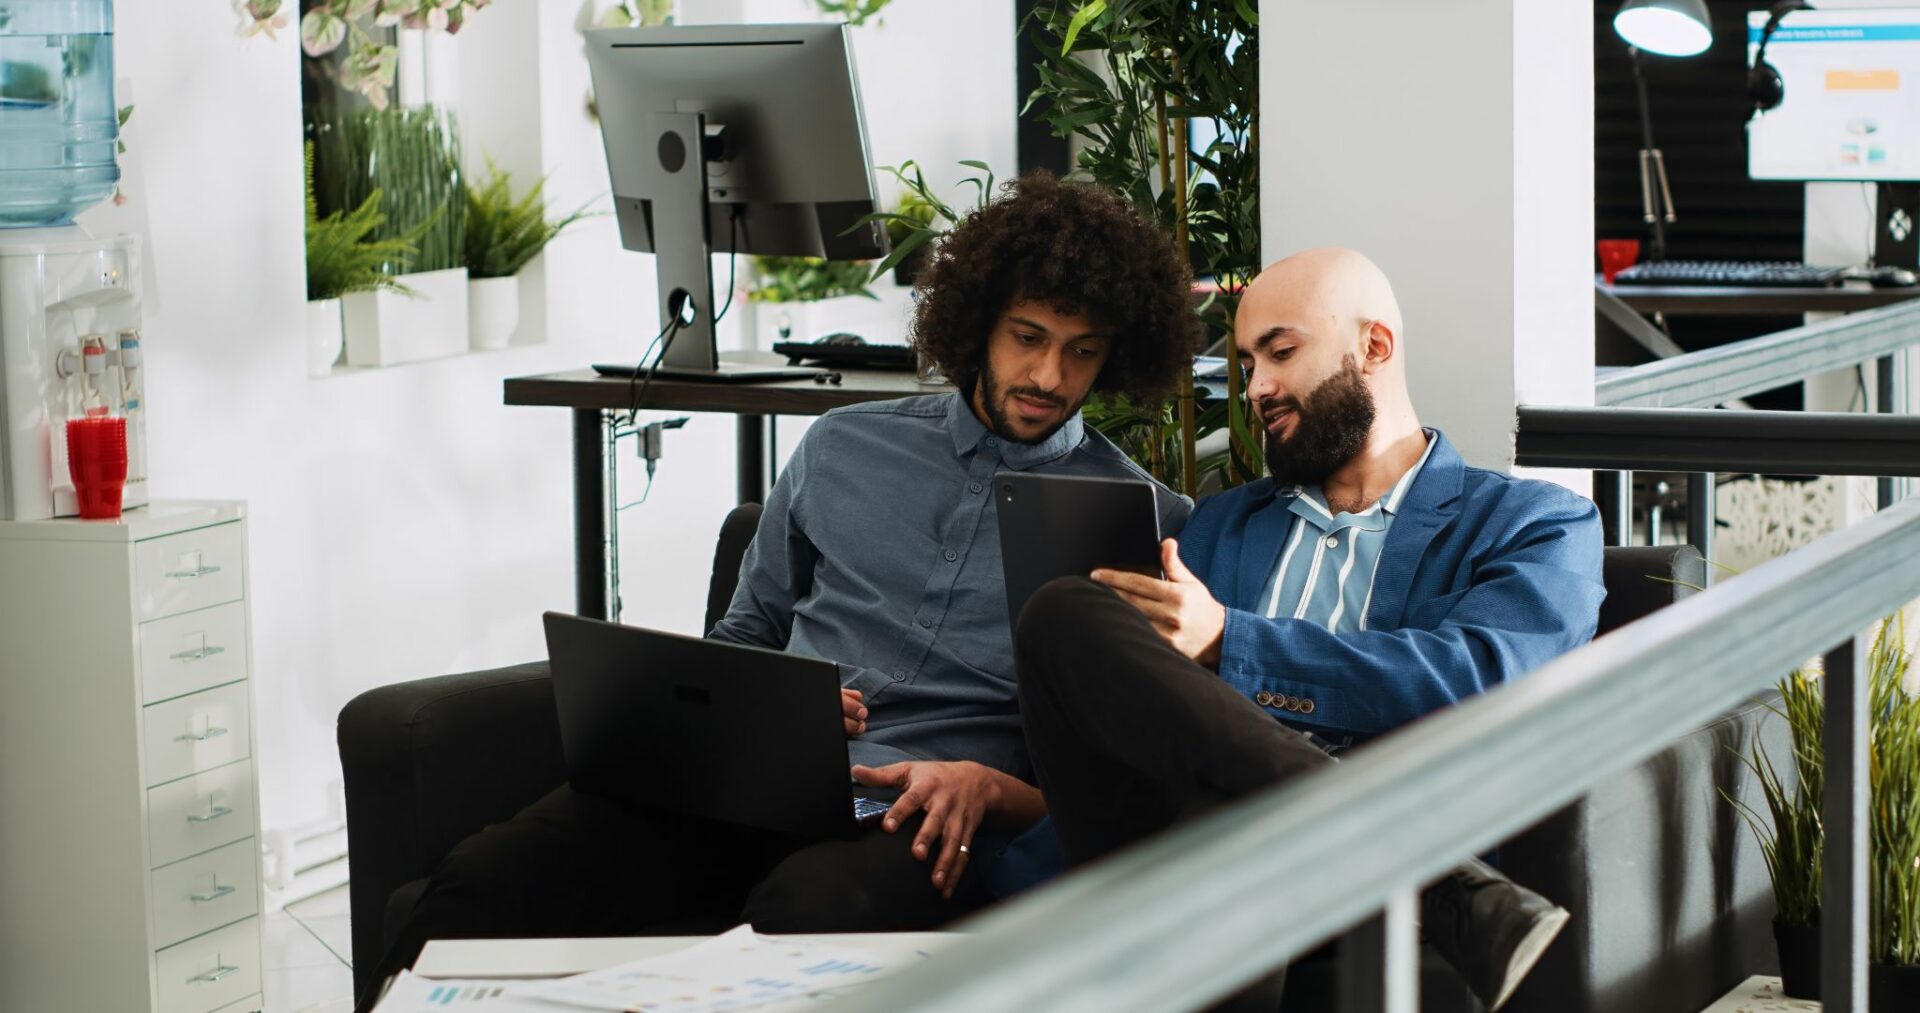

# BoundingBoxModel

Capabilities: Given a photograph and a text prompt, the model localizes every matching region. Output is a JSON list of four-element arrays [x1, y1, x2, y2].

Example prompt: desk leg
[[738, 414, 768, 505], [573, 409, 610, 619], [1877, 354, 1899, 509]]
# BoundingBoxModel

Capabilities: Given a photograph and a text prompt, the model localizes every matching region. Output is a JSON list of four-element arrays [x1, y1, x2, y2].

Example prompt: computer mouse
[[820, 332, 867, 346], [1870, 266, 1919, 288]]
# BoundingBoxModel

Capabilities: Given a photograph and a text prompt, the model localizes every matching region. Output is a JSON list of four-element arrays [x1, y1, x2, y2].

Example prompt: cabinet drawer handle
[[166, 563, 222, 579], [188, 804, 233, 824], [188, 963, 239, 984], [190, 883, 237, 903], [174, 725, 229, 743], [169, 645, 226, 663]]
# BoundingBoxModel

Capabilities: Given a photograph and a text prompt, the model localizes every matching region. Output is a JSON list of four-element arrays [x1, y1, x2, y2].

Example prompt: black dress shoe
[[1421, 858, 1569, 1011]]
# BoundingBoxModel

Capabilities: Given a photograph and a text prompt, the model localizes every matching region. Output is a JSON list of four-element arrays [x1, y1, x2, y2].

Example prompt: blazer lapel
[[1235, 482, 1295, 611], [1366, 431, 1465, 630]]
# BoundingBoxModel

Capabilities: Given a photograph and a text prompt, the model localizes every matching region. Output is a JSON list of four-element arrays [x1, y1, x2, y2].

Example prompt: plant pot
[[1773, 918, 1820, 1000], [341, 267, 471, 367], [305, 298, 344, 377], [467, 275, 520, 351], [1873, 962, 1920, 1007]]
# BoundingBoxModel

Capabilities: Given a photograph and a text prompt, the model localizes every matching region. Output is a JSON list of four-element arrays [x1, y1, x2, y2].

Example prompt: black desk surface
[[504, 367, 953, 416], [1603, 281, 1920, 315]]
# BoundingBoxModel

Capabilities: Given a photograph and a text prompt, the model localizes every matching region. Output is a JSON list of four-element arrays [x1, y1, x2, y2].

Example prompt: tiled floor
[[265, 885, 355, 1013]]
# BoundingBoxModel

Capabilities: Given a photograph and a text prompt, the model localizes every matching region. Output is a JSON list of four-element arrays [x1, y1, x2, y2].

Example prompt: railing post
[[1597, 470, 1633, 546], [1687, 472, 1715, 581], [1877, 352, 1902, 509], [1821, 634, 1870, 1012], [1338, 889, 1418, 1013]]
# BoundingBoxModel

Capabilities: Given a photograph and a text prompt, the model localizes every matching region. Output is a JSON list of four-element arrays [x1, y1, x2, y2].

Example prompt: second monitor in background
[[585, 23, 890, 381]]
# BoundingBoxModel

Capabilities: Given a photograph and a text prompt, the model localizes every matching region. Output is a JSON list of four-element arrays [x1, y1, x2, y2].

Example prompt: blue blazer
[[1177, 429, 1607, 740]]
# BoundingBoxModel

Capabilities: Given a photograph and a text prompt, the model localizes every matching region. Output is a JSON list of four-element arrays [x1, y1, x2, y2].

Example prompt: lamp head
[[1615, 0, 1714, 57]]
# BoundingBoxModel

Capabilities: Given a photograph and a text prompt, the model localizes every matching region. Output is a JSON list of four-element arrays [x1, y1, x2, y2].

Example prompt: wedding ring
[[958, 843, 971, 854]]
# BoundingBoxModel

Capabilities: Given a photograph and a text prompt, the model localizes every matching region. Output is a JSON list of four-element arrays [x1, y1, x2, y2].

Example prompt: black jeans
[[1016, 576, 1335, 1011], [361, 785, 992, 1011]]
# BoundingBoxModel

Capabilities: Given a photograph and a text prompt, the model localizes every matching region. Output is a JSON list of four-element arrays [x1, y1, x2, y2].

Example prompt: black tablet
[[994, 472, 1163, 630]]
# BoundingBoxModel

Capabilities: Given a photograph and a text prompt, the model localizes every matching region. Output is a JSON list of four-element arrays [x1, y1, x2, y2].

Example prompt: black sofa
[[339, 505, 1783, 1012]]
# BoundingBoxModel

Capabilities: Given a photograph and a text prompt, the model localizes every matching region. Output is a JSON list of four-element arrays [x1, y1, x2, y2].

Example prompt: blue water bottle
[[0, 0, 118, 228]]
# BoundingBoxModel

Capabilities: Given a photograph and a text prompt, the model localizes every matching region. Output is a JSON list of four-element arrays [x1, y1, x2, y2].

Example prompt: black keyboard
[[1610, 260, 1849, 288], [772, 340, 916, 371]]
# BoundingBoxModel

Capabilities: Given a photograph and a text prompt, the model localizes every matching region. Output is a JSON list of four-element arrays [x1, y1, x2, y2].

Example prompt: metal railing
[[827, 496, 1920, 1013]]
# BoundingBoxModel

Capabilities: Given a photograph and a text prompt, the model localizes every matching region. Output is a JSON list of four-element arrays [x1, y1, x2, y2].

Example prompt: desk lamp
[[1614, 0, 1714, 261]]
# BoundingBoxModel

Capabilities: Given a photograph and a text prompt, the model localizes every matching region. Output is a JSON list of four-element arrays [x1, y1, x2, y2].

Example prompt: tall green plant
[[1730, 611, 1920, 964], [464, 161, 593, 279], [312, 106, 464, 276], [303, 141, 421, 301], [1025, 0, 1261, 493]]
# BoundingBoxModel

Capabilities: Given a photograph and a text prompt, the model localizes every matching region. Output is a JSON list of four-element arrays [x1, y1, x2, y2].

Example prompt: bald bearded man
[[1011, 249, 1605, 1010]]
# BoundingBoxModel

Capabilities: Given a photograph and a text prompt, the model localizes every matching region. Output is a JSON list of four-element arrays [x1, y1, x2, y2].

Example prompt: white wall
[[110, 1, 1015, 833], [1261, 0, 1594, 486]]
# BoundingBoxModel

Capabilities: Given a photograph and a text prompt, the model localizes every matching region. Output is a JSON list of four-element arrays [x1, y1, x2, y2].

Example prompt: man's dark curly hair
[[909, 171, 1197, 404]]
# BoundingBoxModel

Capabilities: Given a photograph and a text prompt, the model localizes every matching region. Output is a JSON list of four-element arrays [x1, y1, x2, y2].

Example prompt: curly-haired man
[[362, 173, 1197, 1005]]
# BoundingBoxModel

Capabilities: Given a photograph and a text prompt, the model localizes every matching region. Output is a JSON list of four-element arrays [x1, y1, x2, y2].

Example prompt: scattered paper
[[372, 971, 573, 1012], [520, 925, 914, 1013]]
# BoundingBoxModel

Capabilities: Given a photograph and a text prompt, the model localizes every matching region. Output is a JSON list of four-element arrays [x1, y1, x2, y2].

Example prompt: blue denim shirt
[[709, 392, 1191, 780]]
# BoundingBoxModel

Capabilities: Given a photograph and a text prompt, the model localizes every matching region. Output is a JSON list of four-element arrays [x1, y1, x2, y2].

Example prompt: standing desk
[[504, 367, 952, 619]]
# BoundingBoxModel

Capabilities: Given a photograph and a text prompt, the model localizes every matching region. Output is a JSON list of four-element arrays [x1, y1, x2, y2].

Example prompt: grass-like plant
[[311, 106, 464, 276], [1730, 610, 1920, 964], [463, 161, 593, 280], [1869, 611, 1920, 965], [303, 141, 419, 302], [747, 256, 876, 304]]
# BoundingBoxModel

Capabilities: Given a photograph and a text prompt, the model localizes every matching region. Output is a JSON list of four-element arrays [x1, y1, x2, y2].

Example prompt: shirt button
[[985, 437, 998, 448], [944, 549, 958, 562], [969, 481, 983, 494], [891, 669, 906, 682], [919, 617, 932, 628], [1325, 535, 1340, 549]]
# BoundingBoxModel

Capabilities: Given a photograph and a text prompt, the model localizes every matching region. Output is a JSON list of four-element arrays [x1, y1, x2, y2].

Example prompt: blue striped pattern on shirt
[[1257, 435, 1436, 633]]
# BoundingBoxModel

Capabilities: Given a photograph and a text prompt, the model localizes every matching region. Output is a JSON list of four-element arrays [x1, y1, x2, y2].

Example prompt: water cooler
[[0, 0, 145, 521]]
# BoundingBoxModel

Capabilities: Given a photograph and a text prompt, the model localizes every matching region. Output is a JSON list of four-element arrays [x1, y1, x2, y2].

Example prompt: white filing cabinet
[[0, 501, 265, 1013]]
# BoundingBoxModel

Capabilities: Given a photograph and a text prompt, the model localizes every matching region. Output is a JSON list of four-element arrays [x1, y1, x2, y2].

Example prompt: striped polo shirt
[[1257, 434, 1436, 632]]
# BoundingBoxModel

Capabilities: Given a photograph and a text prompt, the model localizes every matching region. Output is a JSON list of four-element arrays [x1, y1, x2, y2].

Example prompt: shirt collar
[[1278, 429, 1437, 528], [943, 391, 1085, 470]]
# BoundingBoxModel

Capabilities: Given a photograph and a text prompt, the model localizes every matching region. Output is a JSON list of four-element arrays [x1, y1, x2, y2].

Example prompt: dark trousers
[[362, 785, 992, 1011], [1016, 577, 1336, 1011]]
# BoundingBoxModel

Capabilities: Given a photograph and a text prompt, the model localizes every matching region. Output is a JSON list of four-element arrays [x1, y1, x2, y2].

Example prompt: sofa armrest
[[338, 662, 563, 998]]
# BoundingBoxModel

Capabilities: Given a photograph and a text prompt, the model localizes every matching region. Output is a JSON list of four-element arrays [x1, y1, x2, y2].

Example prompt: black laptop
[[542, 612, 892, 840]]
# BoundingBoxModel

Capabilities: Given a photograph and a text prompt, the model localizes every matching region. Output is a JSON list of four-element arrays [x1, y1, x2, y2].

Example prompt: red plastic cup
[[66, 416, 128, 520], [1597, 239, 1641, 285]]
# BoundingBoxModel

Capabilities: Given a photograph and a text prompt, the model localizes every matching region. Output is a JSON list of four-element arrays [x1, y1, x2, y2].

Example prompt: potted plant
[[1730, 612, 1920, 1004], [743, 255, 886, 353], [302, 142, 419, 376], [313, 105, 468, 367], [462, 162, 591, 350]]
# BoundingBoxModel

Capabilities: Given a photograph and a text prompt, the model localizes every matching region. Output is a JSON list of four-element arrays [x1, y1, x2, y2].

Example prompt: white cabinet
[[0, 502, 265, 1013]]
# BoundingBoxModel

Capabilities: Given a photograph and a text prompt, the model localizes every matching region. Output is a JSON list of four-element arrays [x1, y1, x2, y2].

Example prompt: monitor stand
[[1876, 182, 1919, 268]]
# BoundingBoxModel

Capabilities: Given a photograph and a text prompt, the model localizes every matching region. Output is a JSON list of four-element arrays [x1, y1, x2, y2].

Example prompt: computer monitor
[[1748, 7, 1920, 182], [584, 23, 889, 380]]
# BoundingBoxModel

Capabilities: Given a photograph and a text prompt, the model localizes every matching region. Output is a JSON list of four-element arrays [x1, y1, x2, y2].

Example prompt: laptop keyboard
[[853, 797, 892, 822]]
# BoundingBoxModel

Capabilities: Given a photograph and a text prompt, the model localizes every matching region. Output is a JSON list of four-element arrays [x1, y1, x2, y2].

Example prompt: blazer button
[[1301, 698, 1316, 714], [1282, 696, 1299, 711], [1255, 690, 1274, 707]]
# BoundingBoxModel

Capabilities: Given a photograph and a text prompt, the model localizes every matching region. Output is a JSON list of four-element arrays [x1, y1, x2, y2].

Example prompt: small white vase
[[468, 276, 521, 351], [306, 298, 344, 377]]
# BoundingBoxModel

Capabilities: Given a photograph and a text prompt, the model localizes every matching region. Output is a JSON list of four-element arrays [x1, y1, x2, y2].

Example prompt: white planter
[[305, 298, 344, 377], [752, 294, 900, 350], [341, 267, 471, 367], [467, 276, 521, 351]]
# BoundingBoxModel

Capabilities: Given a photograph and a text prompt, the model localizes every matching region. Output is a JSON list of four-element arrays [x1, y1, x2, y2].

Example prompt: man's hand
[[840, 688, 867, 737], [850, 760, 1044, 899], [1093, 539, 1227, 667]]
